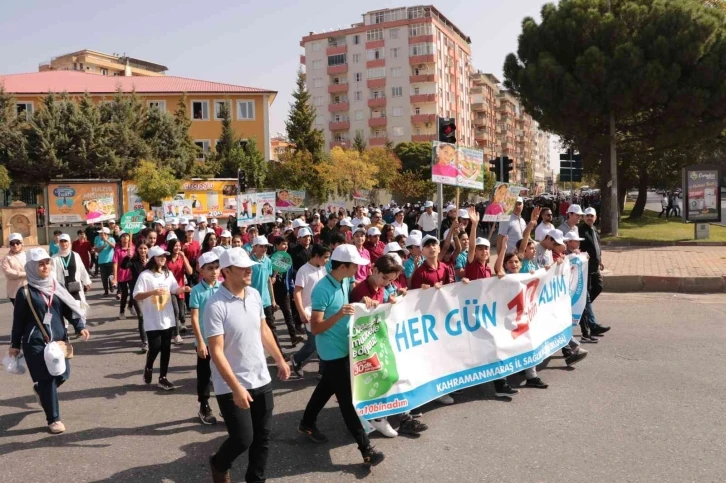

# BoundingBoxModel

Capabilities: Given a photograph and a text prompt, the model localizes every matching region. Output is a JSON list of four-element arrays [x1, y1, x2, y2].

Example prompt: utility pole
[[606, 0, 618, 236]]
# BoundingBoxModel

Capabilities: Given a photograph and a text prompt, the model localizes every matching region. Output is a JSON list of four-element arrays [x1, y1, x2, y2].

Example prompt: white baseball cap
[[445, 204, 457, 213], [197, 251, 219, 267], [410, 230, 422, 238], [155, 219, 166, 227], [584, 207, 597, 216], [212, 246, 226, 257], [292, 219, 309, 229], [516, 197, 524, 204], [424, 201, 434, 208], [297, 227, 312, 238], [458, 208, 470, 219], [148, 246, 170, 258], [283, 226, 294, 233], [564, 232, 585, 242], [166, 232, 178, 241], [421, 235, 439, 246], [366, 227, 381, 236], [221, 230, 232, 238], [393, 227, 407, 238], [547, 229, 566, 245], [8, 233, 23, 243], [197, 215, 207, 223], [275, 218, 283, 223], [340, 219, 354, 228], [392, 208, 402, 215], [405, 234, 422, 248], [219, 247, 258, 269], [185, 223, 196, 231], [98, 227, 111, 234], [353, 226, 367, 235], [388, 253, 403, 266], [383, 241, 408, 255], [331, 244, 370, 265], [179, 217, 189, 225], [170, 217, 180, 225], [210, 218, 218, 224], [252, 235, 271, 246], [567, 204, 585, 215], [107, 219, 116, 224], [474, 237, 491, 247], [59, 234, 71, 242], [29, 247, 51, 261]]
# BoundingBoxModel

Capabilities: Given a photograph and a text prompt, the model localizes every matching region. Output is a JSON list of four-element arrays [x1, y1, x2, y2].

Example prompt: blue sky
[[0, 0, 561, 167]]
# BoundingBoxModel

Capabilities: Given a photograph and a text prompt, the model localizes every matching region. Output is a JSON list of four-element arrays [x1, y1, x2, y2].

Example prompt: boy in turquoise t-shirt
[[189, 252, 221, 425]]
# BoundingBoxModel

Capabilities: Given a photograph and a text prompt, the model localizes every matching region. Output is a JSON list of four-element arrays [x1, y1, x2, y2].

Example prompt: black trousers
[[263, 305, 280, 350], [197, 352, 211, 404], [145, 328, 173, 378], [588, 270, 603, 303], [301, 357, 369, 451], [272, 280, 297, 339], [99, 262, 113, 293], [119, 281, 131, 313], [212, 384, 274, 482], [170, 295, 186, 337]]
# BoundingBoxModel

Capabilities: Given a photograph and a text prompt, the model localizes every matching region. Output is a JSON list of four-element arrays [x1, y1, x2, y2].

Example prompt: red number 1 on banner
[[507, 279, 539, 339]]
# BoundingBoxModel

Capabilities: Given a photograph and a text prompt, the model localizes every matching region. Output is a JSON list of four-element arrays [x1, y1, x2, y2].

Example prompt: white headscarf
[[26, 258, 88, 321]]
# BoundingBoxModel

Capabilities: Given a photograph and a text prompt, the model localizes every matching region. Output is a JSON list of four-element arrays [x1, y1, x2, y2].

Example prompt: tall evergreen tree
[[285, 69, 324, 158], [353, 130, 367, 153], [0, 86, 28, 183], [100, 89, 151, 178]]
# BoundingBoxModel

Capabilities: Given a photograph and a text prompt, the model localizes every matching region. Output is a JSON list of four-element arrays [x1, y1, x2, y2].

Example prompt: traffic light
[[438, 117, 456, 144], [489, 158, 500, 181], [559, 149, 583, 182], [503, 157, 514, 183], [238, 169, 247, 193]]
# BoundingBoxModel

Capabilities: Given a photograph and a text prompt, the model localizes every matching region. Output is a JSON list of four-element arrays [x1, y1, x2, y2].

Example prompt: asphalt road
[[2, 278, 726, 482]]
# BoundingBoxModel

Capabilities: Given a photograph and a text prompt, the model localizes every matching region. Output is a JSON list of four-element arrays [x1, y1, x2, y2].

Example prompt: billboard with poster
[[162, 199, 194, 221], [431, 142, 484, 189], [237, 191, 276, 226], [48, 182, 118, 224], [683, 165, 721, 222], [483, 182, 528, 222], [276, 190, 306, 211], [122, 179, 238, 218]]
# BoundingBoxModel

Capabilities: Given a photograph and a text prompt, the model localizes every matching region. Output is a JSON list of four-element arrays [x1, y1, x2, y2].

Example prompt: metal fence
[[0, 186, 44, 206]]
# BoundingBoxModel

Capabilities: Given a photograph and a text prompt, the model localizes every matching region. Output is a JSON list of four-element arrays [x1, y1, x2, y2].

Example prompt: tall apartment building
[[533, 123, 551, 192], [470, 71, 501, 160], [300, 6, 472, 150], [39, 49, 167, 77]]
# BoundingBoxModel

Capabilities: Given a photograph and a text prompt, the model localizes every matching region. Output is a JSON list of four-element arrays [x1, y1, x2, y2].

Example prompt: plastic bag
[[2, 353, 27, 375]]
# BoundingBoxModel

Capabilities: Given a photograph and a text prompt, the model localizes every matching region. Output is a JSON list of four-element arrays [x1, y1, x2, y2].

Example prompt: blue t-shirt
[[454, 251, 468, 281], [403, 256, 423, 279], [189, 279, 221, 346], [49, 241, 60, 256], [383, 283, 397, 302], [312, 274, 352, 361], [520, 258, 539, 273], [95, 237, 116, 264], [243, 243, 253, 254], [250, 254, 273, 307]]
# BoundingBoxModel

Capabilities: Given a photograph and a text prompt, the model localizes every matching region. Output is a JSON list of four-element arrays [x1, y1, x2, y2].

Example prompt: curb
[[602, 241, 726, 247], [603, 275, 726, 293]]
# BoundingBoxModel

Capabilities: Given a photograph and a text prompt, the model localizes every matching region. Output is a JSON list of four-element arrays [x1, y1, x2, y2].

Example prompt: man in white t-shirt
[[391, 208, 409, 237], [417, 201, 438, 237], [497, 197, 526, 253], [204, 247, 289, 483], [351, 206, 370, 228], [194, 215, 214, 245], [558, 204, 583, 235], [289, 244, 331, 377], [534, 207, 555, 242]]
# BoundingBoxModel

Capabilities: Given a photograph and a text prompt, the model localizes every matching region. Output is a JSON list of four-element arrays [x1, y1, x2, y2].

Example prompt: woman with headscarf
[[1, 232, 27, 304], [113, 232, 134, 319], [122, 240, 150, 352], [51, 234, 91, 337], [8, 248, 90, 434]]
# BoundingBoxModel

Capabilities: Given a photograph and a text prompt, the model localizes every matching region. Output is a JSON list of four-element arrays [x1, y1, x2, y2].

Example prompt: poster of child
[[483, 183, 525, 222], [276, 189, 306, 211], [431, 142, 459, 184]]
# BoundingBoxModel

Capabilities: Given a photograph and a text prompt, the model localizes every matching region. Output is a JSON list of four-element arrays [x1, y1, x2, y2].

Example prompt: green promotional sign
[[120, 209, 147, 235], [351, 312, 399, 400], [270, 251, 293, 273]]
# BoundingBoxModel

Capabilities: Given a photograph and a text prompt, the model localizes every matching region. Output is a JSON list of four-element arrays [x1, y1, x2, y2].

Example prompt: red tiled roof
[[0, 71, 276, 98]]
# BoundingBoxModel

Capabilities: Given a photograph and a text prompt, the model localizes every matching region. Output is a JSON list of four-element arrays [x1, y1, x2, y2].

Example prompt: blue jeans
[[37, 365, 70, 424], [293, 329, 317, 366], [581, 293, 597, 329]]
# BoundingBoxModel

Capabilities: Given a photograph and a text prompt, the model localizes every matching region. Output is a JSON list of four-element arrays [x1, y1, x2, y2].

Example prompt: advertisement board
[[683, 165, 721, 223], [431, 142, 484, 189], [48, 182, 118, 224], [276, 190, 306, 211], [483, 182, 528, 222], [122, 179, 238, 218], [237, 191, 276, 226]]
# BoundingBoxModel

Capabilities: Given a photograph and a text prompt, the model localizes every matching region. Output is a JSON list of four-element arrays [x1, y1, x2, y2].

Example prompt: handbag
[[25, 286, 74, 360], [66, 280, 82, 294]]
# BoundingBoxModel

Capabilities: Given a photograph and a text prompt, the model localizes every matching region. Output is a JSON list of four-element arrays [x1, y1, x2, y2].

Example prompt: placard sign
[[683, 165, 721, 223]]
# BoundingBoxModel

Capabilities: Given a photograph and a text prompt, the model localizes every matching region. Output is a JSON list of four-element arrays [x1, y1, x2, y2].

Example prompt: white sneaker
[[129, 307, 137, 317], [48, 421, 66, 434], [369, 418, 398, 438], [119, 312, 126, 320], [173, 335, 183, 345], [436, 394, 455, 405]]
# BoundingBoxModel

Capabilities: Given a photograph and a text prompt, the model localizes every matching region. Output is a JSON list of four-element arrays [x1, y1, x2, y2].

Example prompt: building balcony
[[365, 39, 385, 49], [412, 133, 436, 142], [367, 78, 386, 89], [366, 58, 386, 68], [411, 114, 436, 124], [410, 93, 435, 103], [326, 45, 347, 56], [368, 117, 388, 128], [327, 64, 348, 75], [408, 34, 434, 44], [368, 97, 387, 108], [471, 102, 485, 111], [409, 54, 435, 64], [329, 121, 350, 131], [475, 131, 490, 142], [410, 74, 436, 83], [369, 136, 387, 146], [330, 140, 350, 149], [328, 83, 349, 94], [470, 86, 483, 94], [300, 55, 306, 64], [328, 102, 349, 113], [473, 117, 487, 127]]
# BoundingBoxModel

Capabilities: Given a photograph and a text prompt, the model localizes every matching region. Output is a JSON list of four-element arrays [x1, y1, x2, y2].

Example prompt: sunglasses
[[9, 241, 22, 246]]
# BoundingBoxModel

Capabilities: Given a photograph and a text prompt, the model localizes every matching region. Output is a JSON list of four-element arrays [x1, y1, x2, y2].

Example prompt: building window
[[352, 53, 361, 64], [312, 96, 324, 107], [16, 102, 33, 118], [408, 23, 432, 37], [390, 48, 399, 59], [353, 34, 360, 45], [191, 101, 209, 120], [101, 68, 108, 76], [391, 67, 401, 78], [312, 41, 322, 52], [393, 127, 404, 137], [312, 60, 322, 69], [214, 100, 231, 120], [148, 101, 167, 112], [389, 28, 400, 39], [354, 91, 362, 101], [392, 106, 403, 117], [355, 110, 364, 121], [409, 43, 434, 56], [333, 113, 348, 122], [391, 86, 403, 98], [408, 6, 425, 19], [315, 114, 324, 125], [366, 48, 384, 61], [194, 140, 211, 160], [313, 78, 323, 88], [414, 87, 420, 95], [328, 54, 347, 66], [237, 100, 255, 120], [373, 12, 385, 24], [367, 67, 385, 79], [354, 72, 363, 82], [415, 107, 421, 115], [367, 29, 383, 41]]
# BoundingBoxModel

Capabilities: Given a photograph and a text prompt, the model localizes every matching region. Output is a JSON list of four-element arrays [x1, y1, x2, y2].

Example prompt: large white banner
[[350, 258, 576, 420], [568, 254, 589, 326]]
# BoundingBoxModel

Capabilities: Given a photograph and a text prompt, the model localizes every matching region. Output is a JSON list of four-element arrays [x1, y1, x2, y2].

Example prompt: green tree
[[143, 105, 196, 177], [503, 0, 726, 234], [133, 159, 181, 206], [0, 86, 29, 182], [353, 130, 367, 153], [100, 89, 151, 178], [393, 142, 432, 175], [0, 165, 11, 190], [285, 69, 324, 158], [174, 93, 199, 175]]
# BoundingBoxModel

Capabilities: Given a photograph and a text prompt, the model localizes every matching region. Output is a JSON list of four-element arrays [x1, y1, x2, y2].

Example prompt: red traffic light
[[442, 124, 455, 136]]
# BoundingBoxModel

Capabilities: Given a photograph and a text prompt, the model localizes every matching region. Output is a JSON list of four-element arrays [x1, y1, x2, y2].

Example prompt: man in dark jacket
[[578, 207, 610, 336]]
